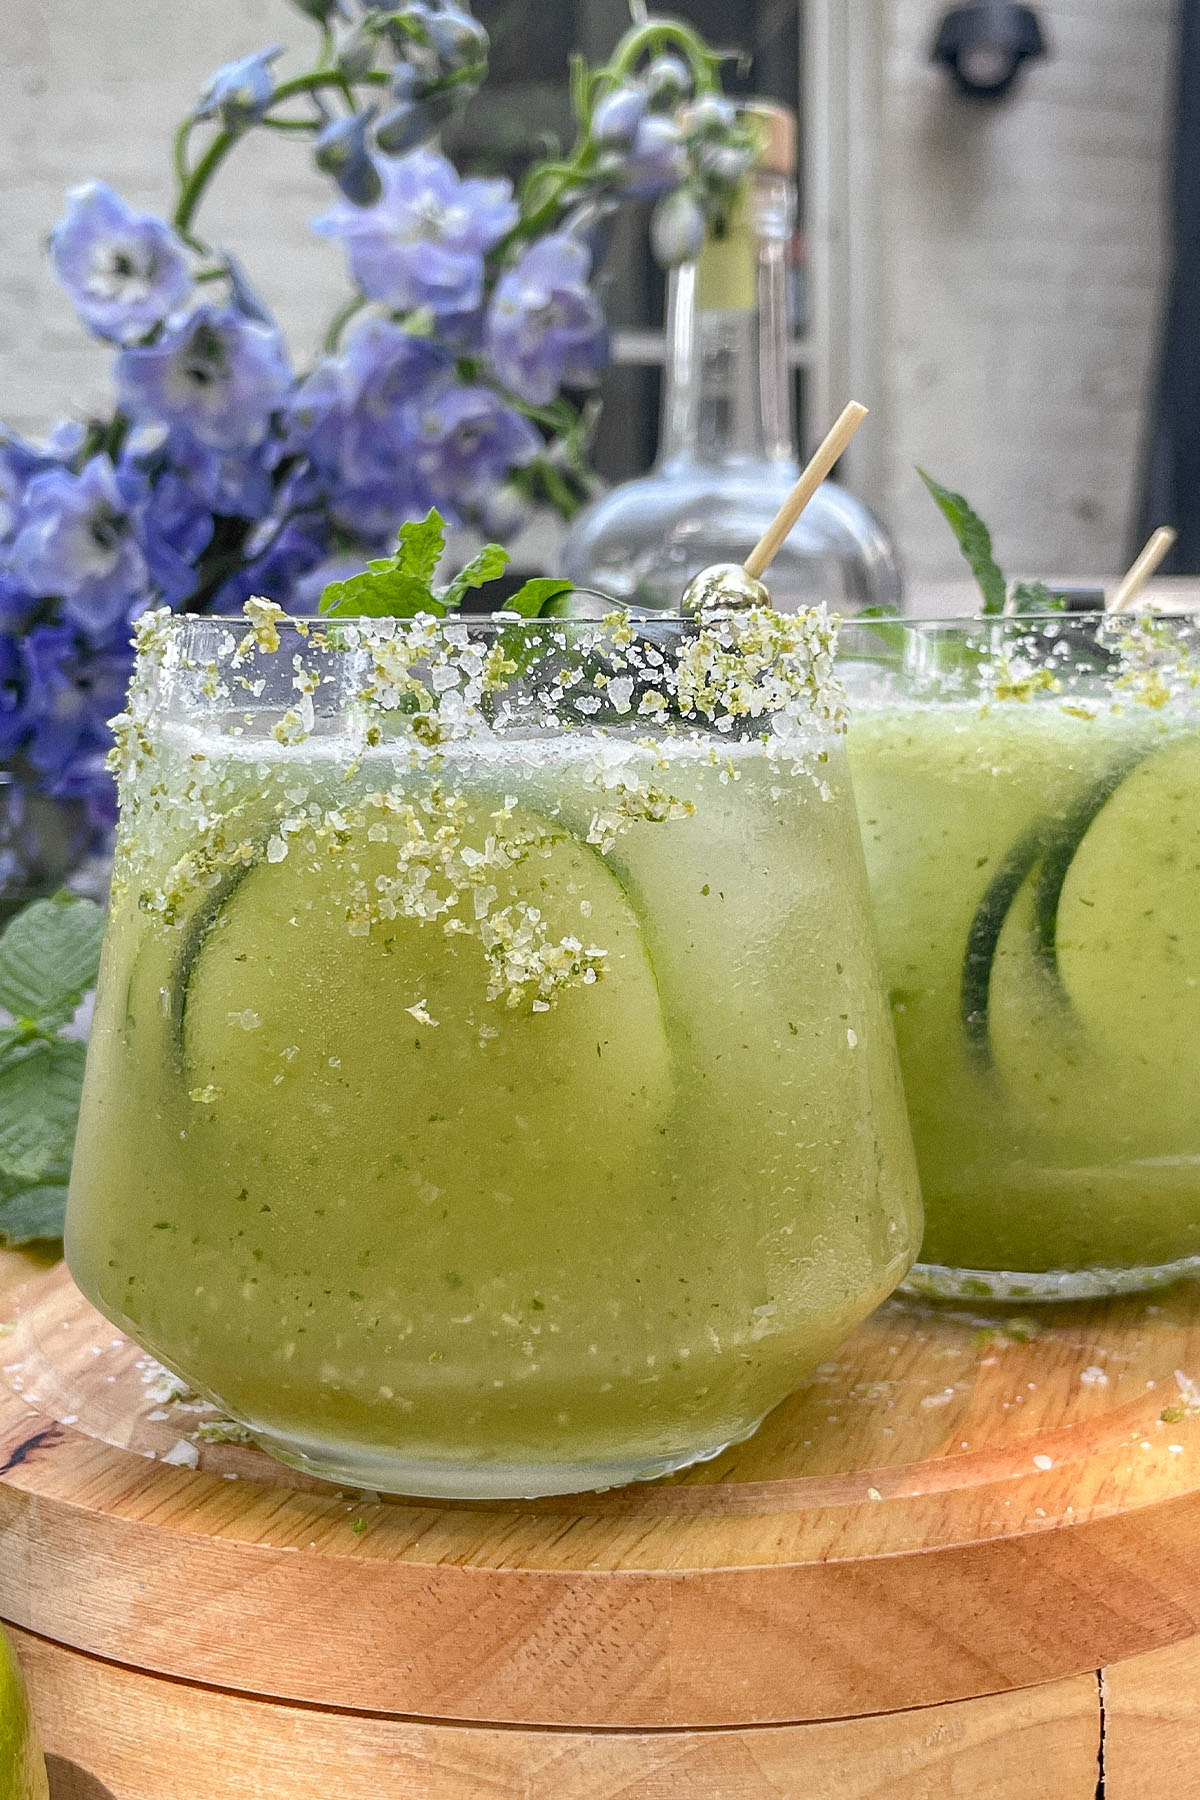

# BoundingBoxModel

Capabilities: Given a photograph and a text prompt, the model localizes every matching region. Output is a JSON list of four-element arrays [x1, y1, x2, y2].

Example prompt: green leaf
[[441, 542, 510, 611], [0, 1038, 86, 1184], [395, 510, 447, 585], [0, 1179, 69, 1246], [0, 894, 104, 1031], [1008, 579, 1066, 615], [318, 511, 449, 617], [320, 567, 444, 619], [917, 469, 1008, 615], [501, 577, 576, 618]]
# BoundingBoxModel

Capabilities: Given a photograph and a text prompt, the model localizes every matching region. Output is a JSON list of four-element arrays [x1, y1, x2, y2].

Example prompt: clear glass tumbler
[[67, 604, 921, 1497], [842, 610, 1200, 1300]]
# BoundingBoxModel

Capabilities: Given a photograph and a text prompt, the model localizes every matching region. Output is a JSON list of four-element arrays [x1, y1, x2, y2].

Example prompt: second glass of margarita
[[843, 611, 1200, 1299]]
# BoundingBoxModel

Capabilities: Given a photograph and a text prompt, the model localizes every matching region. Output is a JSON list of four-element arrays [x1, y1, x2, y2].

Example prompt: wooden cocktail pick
[[1108, 526, 1177, 614], [680, 401, 869, 615]]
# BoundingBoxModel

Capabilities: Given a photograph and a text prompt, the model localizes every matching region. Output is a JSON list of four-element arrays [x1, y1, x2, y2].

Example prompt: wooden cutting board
[[2, 1246, 1200, 1795]]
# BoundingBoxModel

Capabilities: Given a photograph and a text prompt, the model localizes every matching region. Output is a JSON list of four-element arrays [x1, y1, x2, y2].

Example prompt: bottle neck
[[657, 169, 796, 474]]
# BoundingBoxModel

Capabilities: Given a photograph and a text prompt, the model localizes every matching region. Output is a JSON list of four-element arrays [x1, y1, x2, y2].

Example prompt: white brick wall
[[0, 0, 1177, 590], [0, 0, 350, 438], [876, 0, 1174, 582]]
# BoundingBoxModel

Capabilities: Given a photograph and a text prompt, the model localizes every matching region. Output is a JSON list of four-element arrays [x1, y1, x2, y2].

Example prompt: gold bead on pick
[[680, 562, 771, 618], [678, 402, 872, 619]]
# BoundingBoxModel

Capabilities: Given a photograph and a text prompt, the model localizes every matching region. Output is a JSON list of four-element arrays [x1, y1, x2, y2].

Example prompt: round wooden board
[[3, 1248, 1200, 1728]]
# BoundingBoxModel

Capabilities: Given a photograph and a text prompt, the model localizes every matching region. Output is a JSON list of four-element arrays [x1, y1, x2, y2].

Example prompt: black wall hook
[[932, 3, 1047, 99]]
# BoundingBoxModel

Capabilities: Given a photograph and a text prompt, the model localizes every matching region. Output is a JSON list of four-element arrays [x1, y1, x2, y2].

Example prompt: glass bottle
[[560, 102, 902, 614]]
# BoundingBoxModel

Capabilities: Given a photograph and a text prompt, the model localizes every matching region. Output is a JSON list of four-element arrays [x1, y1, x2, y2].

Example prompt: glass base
[[904, 1253, 1200, 1303], [248, 1414, 767, 1500]]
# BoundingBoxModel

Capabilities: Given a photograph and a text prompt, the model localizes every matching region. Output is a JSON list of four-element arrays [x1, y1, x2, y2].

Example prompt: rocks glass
[[843, 611, 1200, 1299], [67, 603, 920, 1496]]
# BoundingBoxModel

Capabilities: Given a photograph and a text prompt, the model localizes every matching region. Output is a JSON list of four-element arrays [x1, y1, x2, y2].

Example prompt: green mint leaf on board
[[0, 1176, 71, 1247], [500, 578, 576, 618], [440, 542, 510, 611], [917, 469, 1007, 615], [0, 1038, 87, 1187], [0, 893, 104, 1033]]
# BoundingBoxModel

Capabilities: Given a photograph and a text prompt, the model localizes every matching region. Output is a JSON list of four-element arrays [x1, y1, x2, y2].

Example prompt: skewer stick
[[1109, 526, 1176, 613], [743, 401, 869, 581]]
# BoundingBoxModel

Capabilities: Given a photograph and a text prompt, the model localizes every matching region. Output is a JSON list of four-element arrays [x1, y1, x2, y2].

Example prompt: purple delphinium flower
[[0, 430, 56, 541], [8, 457, 149, 639], [314, 110, 383, 208], [0, 632, 29, 757], [313, 147, 517, 315], [116, 305, 291, 452], [21, 623, 134, 803], [591, 83, 647, 149], [408, 381, 539, 524], [288, 317, 446, 539], [212, 513, 333, 613], [163, 431, 279, 521], [623, 114, 688, 199], [49, 182, 191, 346], [291, 317, 446, 486], [0, 576, 35, 635], [195, 47, 284, 134], [485, 234, 608, 406], [290, 550, 373, 612], [115, 452, 215, 606]]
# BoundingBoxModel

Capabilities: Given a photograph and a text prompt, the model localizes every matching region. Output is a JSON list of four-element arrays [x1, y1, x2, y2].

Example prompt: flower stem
[[608, 18, 721, 91], [172, 70, 390, 242], [323, 293, 368, 353], [174, 128, 235, 243]]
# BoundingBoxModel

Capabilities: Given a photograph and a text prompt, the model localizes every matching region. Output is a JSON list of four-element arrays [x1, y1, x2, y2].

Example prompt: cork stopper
[[740, 101, 797, 177]]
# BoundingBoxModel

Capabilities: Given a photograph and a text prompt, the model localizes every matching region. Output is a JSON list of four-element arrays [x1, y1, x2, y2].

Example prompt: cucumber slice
[[1056, 734, 1200, 1078], [960, 747, 1153, 1063], [174, 801, 674, 1217]]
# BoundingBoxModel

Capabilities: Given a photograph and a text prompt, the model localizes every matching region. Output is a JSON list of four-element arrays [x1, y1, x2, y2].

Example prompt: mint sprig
[[0, 893, 104, 1246], [318, 509, 576, 620], [919, 470, 1066, 617], [918, 470, 1007, 615]]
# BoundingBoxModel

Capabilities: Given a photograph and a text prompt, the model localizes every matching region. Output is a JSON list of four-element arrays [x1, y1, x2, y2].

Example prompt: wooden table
[[2, 1245, 1200, 1797]]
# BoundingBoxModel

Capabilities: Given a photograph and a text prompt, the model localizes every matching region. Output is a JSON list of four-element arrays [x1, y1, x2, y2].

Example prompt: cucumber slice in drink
[[960, 746, 1153, 1063], [175, 800, 673, 1214], [1055, 734, 1200, 1072]]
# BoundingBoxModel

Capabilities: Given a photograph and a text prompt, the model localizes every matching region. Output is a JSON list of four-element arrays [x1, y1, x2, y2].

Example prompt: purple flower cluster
[[1, 5, 743, 844]]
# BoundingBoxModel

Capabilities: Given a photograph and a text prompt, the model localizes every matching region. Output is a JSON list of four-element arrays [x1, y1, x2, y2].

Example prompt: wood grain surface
[[10, 1626, 1106, 1800], [1103, 1631, 1200, 1798], [3, 1249, 1200, 1727]]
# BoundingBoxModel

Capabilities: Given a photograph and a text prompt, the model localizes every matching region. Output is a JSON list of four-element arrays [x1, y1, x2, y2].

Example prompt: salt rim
[[106, 598, 846, 1015], [845, 610, 1200, 718]]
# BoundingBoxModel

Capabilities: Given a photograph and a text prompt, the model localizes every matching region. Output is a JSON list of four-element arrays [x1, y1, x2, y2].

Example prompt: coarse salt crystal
[[162, 1440, 200, 1469]]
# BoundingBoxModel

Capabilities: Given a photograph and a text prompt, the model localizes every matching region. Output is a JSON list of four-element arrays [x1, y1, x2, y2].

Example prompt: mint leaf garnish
[[1008, 579, 1066, 615], [441, 542, 510, 610], [0, 892, 104, 1032], [319, 512, 571, 620], [320, 509, 450, 617], [0, 893, 105, 1244], [395, 510, 446, 585], [320, 565, 442, 619], [501, 578, 575, 617], [0, 1039, 87, 1185], [918, 469, 1007, 615]]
